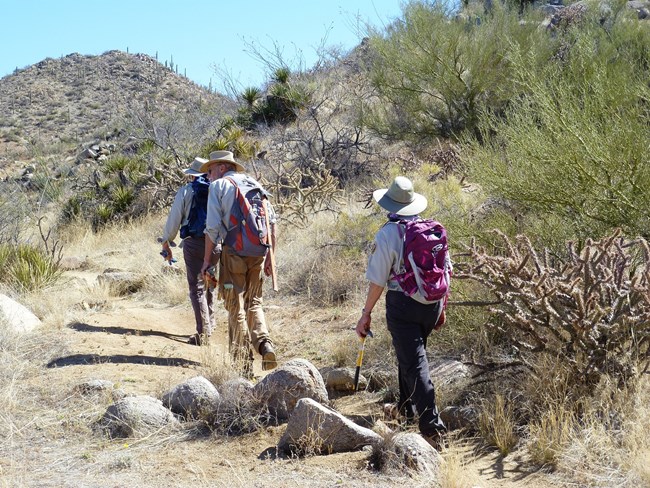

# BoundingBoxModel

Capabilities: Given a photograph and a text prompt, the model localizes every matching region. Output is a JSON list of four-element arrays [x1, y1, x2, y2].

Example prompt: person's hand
[[161, 242, 172, 262], [200, 260, 211, 277], [356, 311, 371, 338], [264, 256, 272, 277]]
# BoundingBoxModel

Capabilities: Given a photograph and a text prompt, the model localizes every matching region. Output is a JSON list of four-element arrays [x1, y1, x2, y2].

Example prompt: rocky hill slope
[[0, 50, 231, 176]]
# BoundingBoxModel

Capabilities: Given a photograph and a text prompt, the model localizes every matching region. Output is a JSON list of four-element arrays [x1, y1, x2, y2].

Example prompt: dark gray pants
[[182, 236, 216, 336], [386, 290, 446, 436]]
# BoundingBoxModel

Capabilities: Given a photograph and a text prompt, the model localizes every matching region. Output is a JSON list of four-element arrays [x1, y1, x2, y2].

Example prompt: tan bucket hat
[[199, 150, 245, 174], [183, 157, 208, 176], [372, 176, 428, 216]]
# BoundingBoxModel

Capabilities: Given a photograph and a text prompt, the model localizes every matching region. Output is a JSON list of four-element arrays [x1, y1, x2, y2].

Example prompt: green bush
[[364, 1, 548, 140], [468, 8, 650, 239]]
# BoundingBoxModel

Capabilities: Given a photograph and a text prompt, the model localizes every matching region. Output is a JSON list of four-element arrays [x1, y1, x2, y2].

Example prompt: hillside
[[0, 50, 231, 178]]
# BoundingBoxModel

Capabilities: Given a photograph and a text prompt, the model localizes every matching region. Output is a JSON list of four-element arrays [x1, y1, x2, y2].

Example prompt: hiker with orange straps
[[199, 151, 278, 376]]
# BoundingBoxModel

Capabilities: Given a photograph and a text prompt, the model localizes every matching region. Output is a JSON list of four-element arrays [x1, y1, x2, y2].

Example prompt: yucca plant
[[111, 185, 135, 213], [241, 87, 261, 107], [273, 67, 290, 84], [3, 244, 62, 291]]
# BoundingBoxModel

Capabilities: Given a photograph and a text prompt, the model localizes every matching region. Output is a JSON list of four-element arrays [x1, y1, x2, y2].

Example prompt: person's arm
[[161, 186, 189, 262], [356, 282, 384, 338]]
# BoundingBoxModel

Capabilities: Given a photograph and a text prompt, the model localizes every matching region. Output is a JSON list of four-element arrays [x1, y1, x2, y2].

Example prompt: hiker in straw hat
[[355, 175, 447, 447], [160, 157, 219, 346], [199, 151, 278, 376]]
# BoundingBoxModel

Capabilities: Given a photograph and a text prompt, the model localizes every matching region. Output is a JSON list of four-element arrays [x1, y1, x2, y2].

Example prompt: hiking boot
[[259, 341, 277, 371], [422, 430, 447, 451], [187, 333, 207, 346]]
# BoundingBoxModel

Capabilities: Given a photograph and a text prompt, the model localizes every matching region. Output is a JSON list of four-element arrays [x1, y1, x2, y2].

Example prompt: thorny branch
[[455, 229, 650, 389]]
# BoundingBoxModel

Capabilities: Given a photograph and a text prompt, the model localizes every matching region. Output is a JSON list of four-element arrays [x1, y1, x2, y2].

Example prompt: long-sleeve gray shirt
[[204, 171, 277, 245], [161, 182, 194, 244]]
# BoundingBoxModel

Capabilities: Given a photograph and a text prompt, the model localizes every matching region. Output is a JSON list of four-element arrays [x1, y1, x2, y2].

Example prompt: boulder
[[389, 432, 443, 474], [96, 395, 178, 438], [278, 398, 382, 455], [59, 255, 88, 270], [440, 404, 478, 431], [320, 366, 367, 392], [0, 293, 41, 333], [253, 358, 328, 421], [161, 376, 220, 420], [430, 359, 471, 387], [97, 269, 144, 295]]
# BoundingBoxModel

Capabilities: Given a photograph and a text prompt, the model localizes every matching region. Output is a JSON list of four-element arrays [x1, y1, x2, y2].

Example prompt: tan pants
[[219, 245, 272, 372]]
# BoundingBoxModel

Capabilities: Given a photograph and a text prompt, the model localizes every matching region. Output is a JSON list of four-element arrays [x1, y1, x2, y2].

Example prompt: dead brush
[[368, 431, 407, 473], [456, 229, 650, 393], [292, 425, 328, 457]]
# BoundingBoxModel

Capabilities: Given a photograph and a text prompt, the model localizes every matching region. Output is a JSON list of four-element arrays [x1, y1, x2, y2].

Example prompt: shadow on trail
[[47, 353, 201, 368], [67, 321, 191, 344]]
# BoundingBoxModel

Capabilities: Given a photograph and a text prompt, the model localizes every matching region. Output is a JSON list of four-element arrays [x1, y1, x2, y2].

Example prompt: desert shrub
[[468, 9, 650, 239], [364, 1, 548, 141], [0, 243, 62, 292], [458, 229, 650, 395], [284, 211, 376, 305]]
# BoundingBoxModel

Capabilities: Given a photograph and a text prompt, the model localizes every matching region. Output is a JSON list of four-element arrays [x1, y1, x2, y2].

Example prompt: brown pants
[[219, 245, 272, 371]]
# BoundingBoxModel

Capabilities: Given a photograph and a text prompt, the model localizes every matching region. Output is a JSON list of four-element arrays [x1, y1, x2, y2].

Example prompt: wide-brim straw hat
[[183, 157, 208, 176], [199, 150, 245, 173], [372, 176, 428, 216]]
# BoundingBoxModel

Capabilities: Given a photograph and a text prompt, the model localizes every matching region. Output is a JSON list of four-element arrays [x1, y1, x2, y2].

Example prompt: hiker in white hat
[[160, 156, 219, 346], [199, 151, 279, 375], [356, 176, 448, 448]]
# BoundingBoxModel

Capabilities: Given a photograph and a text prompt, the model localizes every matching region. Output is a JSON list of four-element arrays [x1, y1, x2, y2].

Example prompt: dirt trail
[[27, 271, 558, 488]]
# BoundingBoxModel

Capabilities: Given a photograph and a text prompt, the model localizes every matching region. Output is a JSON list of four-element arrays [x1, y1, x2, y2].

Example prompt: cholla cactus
[[457, 229, 650, 389]]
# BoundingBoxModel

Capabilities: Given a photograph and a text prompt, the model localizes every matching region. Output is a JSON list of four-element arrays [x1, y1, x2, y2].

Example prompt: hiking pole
[[262, 199, 278, 291], [353, 330, 373, 391]]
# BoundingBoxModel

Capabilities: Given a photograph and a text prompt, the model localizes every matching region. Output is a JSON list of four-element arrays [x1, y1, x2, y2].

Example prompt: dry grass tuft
[[527, 403, 576, 468], [477, 394, 518, 456], [555, 375, 650, 487], [439, 436, 482, 488]]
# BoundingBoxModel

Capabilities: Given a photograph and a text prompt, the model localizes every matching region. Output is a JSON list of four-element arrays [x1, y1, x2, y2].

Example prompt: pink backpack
[[391, 219, 452, 326]]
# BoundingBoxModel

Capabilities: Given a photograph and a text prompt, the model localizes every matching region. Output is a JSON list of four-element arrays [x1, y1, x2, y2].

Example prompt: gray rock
[[278, 398, 381, 455], [390, 432, 443, 474], [220, 378, 254, 400], [96, 395, 178, 438], [97, 270, 144, 295], [253, 358, 328, 421], [78, 147, 97, 160], [440, 405, 478, 431], [0, 293, 41, 333], [76, 379, 114, 395], [161, 376, 220, 420], [59, 255, 88, 270], [430, 359, 471, 387], [320, 366, 367, 392]]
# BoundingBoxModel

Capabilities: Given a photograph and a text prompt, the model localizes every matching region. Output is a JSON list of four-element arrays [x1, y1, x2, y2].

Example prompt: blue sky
[[0, 0, 404, 91]]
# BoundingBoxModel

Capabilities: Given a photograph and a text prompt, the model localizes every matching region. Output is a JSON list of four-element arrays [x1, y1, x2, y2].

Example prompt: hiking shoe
[[187, 333, 205, 346], [259, 341, 277, 371], [422, 431, 447, 451], [383, 403, 399, 420]]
